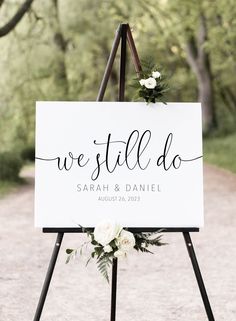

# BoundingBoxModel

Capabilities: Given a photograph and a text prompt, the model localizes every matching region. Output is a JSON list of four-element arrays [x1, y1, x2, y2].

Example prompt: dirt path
[[0, 164, 235, 321]]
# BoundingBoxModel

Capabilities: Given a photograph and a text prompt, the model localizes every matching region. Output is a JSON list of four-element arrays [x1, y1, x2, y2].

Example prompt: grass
[[203, 133, 236, 174], [0, 180, 22, 198], [0, 164, 32, 198]]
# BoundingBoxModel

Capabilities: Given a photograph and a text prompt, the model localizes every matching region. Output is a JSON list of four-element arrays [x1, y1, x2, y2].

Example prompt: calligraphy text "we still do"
[[36, 130, 202, 180]]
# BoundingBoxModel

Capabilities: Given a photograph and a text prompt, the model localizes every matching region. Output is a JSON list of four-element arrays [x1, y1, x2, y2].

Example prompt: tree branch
[[0, 0, 35, 37], [0, 0, 4, 10]]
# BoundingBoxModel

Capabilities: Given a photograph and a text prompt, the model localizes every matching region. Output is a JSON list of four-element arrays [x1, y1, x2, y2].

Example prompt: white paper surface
[[35, 102, 204, 228]]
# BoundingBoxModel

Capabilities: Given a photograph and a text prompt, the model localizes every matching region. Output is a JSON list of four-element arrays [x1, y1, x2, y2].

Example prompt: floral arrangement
[[133, 61, 169, 104], [66, 221, 165, 282]]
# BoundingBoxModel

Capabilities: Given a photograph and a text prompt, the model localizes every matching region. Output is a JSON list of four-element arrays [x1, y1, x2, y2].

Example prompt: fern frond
[[97, 255, 113, 283]]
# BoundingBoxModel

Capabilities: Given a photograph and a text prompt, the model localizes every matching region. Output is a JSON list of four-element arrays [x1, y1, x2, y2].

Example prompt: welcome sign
[[35, 102, 204, 228]]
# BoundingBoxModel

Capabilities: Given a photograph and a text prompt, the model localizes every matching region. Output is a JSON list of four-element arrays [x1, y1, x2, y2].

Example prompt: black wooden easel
[[33, 23, 215, 321]]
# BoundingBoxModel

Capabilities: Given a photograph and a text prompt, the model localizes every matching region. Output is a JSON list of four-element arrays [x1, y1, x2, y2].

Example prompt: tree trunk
[[185, 14, 217, 133], [50, 0, 69, 99], [196, 64, 216, 133]]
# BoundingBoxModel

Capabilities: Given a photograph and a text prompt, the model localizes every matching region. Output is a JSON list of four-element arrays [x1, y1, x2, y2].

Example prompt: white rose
[[139, 79, 146, 86], [114, 250, 126, 258], [144, 77, 157, 89], [152, 71, 161, 79], [103, 245, 113, 253], [94, 221, 122, 246], [116, 230, 135, 253]]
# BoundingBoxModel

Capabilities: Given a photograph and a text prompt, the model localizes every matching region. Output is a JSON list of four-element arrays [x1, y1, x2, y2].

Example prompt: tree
[[0, 0, 236, 154], [185, 13, 217, 133], [137, 0, 218, 133], [50, 0, 69, 99], [0, 0, 35, 37]]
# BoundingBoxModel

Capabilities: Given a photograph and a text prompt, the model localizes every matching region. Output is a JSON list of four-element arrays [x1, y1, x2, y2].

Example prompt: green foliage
[[134, 230, 166, 253], [65, 248, 77, 264], [21, 146, 35, 162], [0, 152, 23, 181], [204, 133, 236, 173], [0, 180, 20, 197], [0, 0, 236, 170]]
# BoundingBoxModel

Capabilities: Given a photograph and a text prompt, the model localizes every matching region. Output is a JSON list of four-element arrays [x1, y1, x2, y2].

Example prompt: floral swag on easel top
[[66, 221, 165, 283], [133, 61, 169, 104]]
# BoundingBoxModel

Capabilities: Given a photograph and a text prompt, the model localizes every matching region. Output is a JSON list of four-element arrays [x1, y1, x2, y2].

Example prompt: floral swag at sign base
[[66, 221, 166, 283]]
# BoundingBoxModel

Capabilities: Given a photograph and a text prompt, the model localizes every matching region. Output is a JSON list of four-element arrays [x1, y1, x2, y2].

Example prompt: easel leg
[[183, 232, 215, 321], [110, 258, 118, 321], [33, 232, 64, 321], [110, 24, 126, 321]]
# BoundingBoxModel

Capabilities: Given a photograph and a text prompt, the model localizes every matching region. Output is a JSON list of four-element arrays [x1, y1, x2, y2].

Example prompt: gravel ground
[[0, 164, 236, 321]]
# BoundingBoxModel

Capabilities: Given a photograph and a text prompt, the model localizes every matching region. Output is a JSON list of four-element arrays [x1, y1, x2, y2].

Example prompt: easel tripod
[[33, 23, 215, 321]]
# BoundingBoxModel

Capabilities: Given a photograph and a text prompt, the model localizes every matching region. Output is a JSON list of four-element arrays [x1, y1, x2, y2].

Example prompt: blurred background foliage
[[0, 0, 236, 186]]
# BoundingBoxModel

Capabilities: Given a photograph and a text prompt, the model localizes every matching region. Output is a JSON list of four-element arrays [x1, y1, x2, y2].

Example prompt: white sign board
[[35, 102, 204, 228]]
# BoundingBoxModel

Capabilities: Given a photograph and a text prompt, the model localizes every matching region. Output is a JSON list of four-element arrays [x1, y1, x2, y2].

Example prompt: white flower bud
[[152, 71, 161, 78]]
